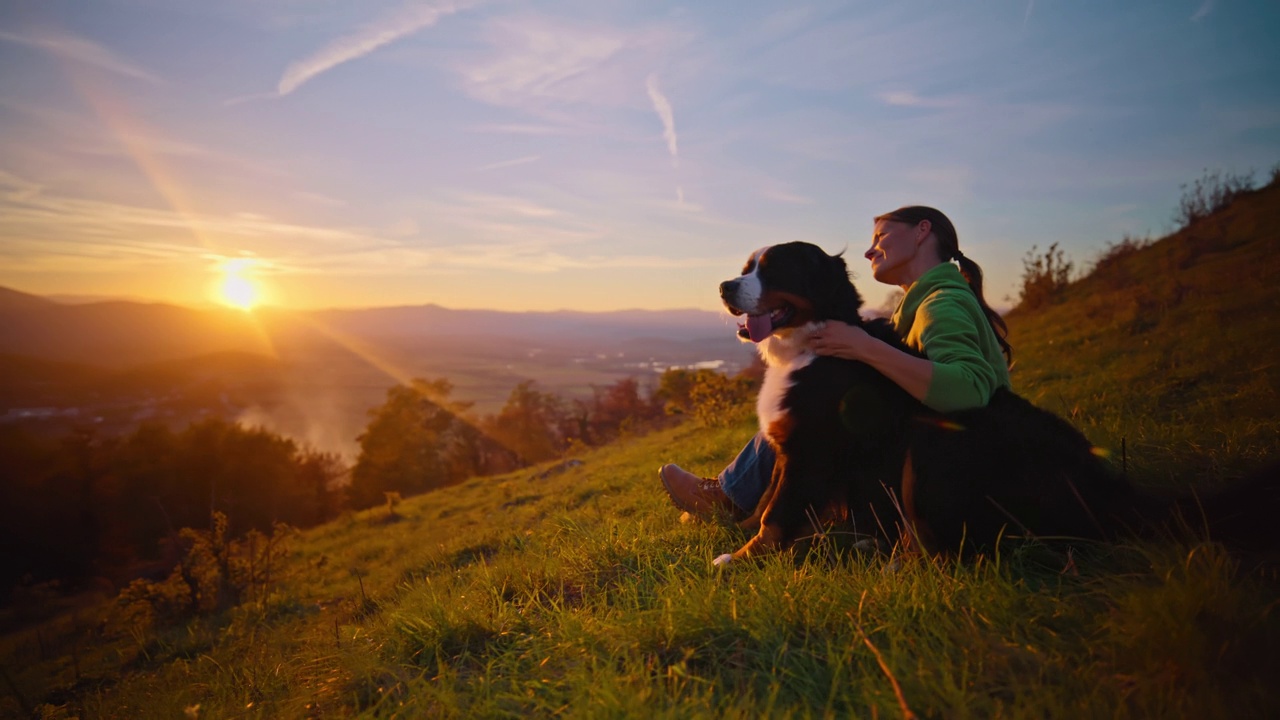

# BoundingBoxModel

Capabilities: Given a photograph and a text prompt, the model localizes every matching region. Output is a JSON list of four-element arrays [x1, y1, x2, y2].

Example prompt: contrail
[[278, 1, 468, 96], [646, 73, 679, 168]]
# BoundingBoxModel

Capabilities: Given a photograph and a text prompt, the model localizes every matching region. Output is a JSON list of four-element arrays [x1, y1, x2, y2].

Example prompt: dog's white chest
[[756, 344, 816, 441]]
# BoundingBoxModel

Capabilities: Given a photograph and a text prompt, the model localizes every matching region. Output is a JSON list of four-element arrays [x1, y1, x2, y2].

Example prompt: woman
[[659, 206, 1013, 518]]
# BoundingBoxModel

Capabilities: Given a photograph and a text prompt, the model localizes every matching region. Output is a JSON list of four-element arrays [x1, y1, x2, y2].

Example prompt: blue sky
[[1, 0, 1277, 313]]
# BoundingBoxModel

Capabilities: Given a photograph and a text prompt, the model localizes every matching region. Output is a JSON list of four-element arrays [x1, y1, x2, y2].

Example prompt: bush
[[1174, 168, 1255, 229], [689, 371, 755, 427], [112, 512, 295, 637], [1017, 242, 1074, 310]]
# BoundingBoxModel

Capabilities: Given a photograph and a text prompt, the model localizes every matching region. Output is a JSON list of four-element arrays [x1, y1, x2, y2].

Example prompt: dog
[[715, 241, 1140, 565]]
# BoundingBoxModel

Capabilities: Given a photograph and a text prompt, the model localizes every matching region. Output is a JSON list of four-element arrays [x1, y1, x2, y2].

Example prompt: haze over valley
[[0, 287, 755, 458]]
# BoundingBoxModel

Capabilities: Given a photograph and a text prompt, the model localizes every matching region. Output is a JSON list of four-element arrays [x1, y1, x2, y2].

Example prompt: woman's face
[[865, 218, 927, 285]]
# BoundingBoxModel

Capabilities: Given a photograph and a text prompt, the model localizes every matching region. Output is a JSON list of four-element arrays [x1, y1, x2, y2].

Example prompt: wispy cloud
[[463, 19, 628, 108], [477, 155, 542, 172], [1191, 0, 1215, 22], [0, 168, 44, 203], [761, 188, 816, 206], [0, 29, 163, 85], [646, 73, 680, 167], [876, 90, 960, 109], [0, 175, 393, 259], [278, 1, 470, 96]]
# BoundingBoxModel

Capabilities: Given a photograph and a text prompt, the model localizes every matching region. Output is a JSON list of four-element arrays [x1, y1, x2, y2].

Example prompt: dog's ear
[[819, 249, 863, 320]]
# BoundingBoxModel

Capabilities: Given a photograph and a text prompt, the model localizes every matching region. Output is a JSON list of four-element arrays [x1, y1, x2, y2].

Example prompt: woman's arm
[[810, 322, 935, 403]]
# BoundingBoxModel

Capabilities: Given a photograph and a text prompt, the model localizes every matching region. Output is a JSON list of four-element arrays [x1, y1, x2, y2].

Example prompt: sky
[[1, 0, 1278, 314]]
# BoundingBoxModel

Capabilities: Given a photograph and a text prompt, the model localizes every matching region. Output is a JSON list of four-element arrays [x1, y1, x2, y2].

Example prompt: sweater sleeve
[[914, 290, 1004, 412]]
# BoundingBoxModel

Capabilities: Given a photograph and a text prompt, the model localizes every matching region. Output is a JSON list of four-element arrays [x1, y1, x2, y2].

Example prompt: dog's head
[[720, 242, 864, 343]]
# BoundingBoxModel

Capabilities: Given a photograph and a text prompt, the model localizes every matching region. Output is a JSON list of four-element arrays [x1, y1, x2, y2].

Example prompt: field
[[3, 182, 1279, 718]]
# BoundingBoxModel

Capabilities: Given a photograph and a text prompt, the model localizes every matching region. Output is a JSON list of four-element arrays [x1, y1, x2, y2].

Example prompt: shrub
[[689, 371, 755, 427], [1017, 242, 1074, 310], [112, 512, 295, 637], [1174, 168, 1255, 229]]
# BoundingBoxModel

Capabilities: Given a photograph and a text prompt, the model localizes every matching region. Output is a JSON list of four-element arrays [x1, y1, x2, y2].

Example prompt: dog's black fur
[[718, 241, 1276, 563]]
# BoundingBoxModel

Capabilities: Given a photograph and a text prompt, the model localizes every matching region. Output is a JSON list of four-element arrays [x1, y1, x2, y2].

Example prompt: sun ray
[[62, 55, 214, 254]]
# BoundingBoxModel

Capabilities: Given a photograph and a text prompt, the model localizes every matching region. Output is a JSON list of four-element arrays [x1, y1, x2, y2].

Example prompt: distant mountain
[[0, 289, 743, 368], [0, 287, 59, 312], [0, 295, 271, 367]]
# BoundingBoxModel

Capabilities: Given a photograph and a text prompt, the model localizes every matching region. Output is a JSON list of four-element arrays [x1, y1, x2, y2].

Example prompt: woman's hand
[[810, 321, 878, 360]]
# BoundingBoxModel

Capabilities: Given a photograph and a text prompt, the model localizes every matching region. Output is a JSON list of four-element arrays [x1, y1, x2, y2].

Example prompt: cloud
[[0, 177, 394, 261], [1191, 0, 1215, 22], [646, 73, 680, 166], [0, 168, 44, 202], [876, 90, 960, 109], [462, 19, 628, 108], [0, 29, 163, 85], [761, 188, 816, 206], [277, 1, 469, 96], [476, 155, 542, 172]]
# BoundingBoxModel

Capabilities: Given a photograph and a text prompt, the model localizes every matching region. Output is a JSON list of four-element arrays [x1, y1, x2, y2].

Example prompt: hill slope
[[4, 186, 1279, 718], [6, 421, 1276, 718], [1005, 179, 1280, 484]]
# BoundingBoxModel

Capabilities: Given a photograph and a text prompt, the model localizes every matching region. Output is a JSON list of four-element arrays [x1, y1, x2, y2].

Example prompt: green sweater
[[890, 263, 1011, 412]]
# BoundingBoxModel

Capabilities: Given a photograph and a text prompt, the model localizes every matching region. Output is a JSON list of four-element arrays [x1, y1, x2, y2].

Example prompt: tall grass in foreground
[[6, 422, 1278, 718]]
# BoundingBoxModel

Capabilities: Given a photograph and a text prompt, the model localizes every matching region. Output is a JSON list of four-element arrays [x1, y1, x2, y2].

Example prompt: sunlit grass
[[5, 420, 1278, 718]]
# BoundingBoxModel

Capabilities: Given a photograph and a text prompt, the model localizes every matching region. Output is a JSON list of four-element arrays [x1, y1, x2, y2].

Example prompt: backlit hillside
[[1006, 177, 1280, 485]]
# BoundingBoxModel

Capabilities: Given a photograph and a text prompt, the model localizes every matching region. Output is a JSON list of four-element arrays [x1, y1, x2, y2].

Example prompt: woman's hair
[[874, 205, 1013, 365]]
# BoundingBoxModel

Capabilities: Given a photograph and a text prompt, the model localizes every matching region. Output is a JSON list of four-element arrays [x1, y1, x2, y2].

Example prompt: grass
[[7, 422, 1279, 718], [4, 182, 1280, 718]]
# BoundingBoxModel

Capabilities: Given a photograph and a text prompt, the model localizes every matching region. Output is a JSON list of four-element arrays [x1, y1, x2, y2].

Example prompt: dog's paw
[[712, 553, 734, 567], [679, 511, 695, 524]]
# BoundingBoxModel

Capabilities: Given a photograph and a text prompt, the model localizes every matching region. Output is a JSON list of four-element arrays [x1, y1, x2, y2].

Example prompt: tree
[[349, 378, 477, 508], [586, 377, 664, 442], [292, 450, 347, 527], [485, 380, 569, 464]]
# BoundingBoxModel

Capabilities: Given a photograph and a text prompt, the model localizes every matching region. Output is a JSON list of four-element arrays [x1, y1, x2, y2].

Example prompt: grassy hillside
[[4, 186, 1279, 718], [1006, 178, 1280, 485], [6, 424, 1277, 718]]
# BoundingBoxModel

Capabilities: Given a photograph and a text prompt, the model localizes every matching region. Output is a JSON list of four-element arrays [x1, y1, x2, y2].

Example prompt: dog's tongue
[[746, 313, 773, 343]]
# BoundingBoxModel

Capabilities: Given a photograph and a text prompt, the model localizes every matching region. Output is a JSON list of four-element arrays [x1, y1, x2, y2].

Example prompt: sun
[[217, 258, 262, 311]]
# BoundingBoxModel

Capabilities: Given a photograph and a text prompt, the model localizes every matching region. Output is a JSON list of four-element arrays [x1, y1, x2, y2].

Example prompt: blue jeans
[[718, 432, 775, 513]]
